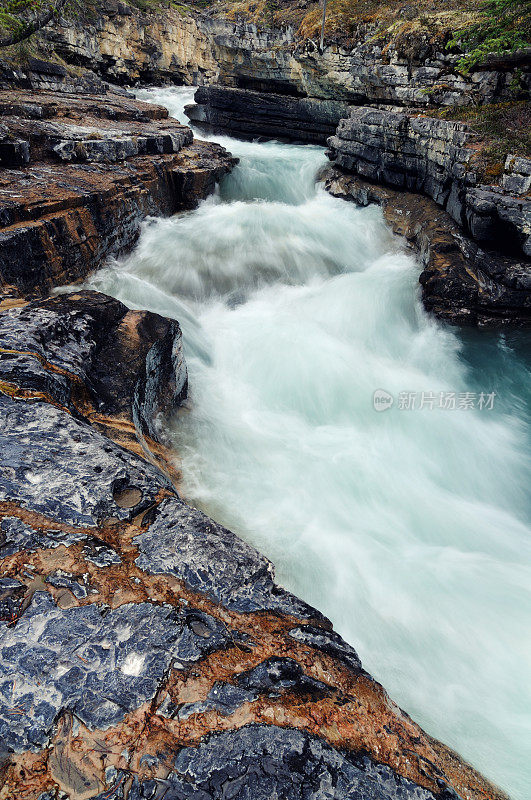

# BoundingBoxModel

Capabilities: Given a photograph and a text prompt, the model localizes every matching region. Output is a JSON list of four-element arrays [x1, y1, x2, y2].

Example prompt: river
[[85, 86, 531, 800]]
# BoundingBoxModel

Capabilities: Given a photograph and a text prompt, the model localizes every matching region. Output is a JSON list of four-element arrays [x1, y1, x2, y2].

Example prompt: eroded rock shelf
[[0, 90, 235, 297]]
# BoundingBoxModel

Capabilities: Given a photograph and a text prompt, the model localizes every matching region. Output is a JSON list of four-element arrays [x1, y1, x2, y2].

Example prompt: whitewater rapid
[[86, 86, 531, 799]]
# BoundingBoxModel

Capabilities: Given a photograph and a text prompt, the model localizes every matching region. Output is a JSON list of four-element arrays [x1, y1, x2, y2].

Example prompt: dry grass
[[222, 0, 272, 25], [297, 0, 485, 47], [194, 0, 485, 49]]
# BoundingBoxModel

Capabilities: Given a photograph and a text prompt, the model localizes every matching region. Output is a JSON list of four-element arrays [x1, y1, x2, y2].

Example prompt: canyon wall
[[324, 108, 530, 325], [37, 1, 530, 109], [327, 108, 531, 258]]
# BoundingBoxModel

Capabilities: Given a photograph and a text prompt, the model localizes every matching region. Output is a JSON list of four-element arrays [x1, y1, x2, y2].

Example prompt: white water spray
[[89, 87, 531, 800]]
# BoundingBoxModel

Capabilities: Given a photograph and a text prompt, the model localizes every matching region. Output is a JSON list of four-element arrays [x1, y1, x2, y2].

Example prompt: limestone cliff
[[35, 2, 529, 108]]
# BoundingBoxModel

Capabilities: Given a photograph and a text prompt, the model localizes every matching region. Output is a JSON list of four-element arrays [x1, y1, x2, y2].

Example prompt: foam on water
[[88, 87, 531, 799]]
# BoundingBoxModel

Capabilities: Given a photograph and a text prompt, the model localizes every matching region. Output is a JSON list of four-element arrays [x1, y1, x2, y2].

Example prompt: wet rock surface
[[134, 497, 327, 617], [0, 88, 236, 296], [1, 594, 234, 749], [0, 291, 188, 476], [111, 725, 460, 800], [185, 85, 352, 144], [0, 397, 172, 527], [0, 292, 508, 799]]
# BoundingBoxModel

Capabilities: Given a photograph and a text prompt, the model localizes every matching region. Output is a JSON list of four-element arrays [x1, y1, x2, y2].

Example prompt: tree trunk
[[319, 0, 328, 54]]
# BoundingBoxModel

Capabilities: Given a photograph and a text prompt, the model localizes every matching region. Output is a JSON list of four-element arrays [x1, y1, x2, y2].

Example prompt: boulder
[[186, 85, 352, 144]]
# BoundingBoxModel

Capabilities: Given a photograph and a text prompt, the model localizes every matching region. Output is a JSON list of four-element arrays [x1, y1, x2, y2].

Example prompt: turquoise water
[[88, 87, 531, 799]]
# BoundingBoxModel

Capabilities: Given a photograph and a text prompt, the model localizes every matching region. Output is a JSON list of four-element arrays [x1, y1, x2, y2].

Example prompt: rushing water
[[87, 86, 531, 799]]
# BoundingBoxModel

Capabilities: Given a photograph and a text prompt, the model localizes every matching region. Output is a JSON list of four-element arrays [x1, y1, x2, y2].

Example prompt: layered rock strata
[[324, 107, 530, 325], [36, 2, 530, 109], [185, 85, 352, 144], [0, 291, 509, 800], [0, 56, 107, 95], [8, 0, 526, 328], [327, 107, 531, 259], [0, 89, 236, 296]]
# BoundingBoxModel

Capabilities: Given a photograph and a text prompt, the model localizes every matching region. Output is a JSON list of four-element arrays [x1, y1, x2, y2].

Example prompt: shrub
[[447, 0, 531, 73]]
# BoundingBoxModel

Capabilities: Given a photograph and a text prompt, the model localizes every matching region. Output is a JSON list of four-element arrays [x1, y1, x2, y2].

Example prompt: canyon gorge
[[0, 2, 529, 799]]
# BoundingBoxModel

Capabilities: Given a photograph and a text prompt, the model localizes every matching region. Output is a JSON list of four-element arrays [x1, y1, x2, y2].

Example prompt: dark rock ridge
[[0, 88, 236, 297], [0, 290, 508, 799], [0, 56, 107, 95], [185, 85, 351, 144]]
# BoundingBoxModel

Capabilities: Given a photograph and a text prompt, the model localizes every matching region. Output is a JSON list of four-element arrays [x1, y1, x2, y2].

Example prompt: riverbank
[[0, 78, 526, 800], [0, 87, 235, 299]]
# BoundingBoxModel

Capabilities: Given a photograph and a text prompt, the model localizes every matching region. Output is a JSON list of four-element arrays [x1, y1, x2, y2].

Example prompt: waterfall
[[87, 86, 531, 800]]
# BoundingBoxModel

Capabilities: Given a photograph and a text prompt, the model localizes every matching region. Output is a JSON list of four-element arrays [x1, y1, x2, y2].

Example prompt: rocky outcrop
[[327, 107, 531, 260], [0, 56, 107, 95], [34, 2, 529, 109], [323, 166, 531, 326], [185, 85, 352, 144], [324, 107, 530, 325], [0, 88, 236, 296], [0, 291, 186, 478], [0, 290, 508, 799]]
